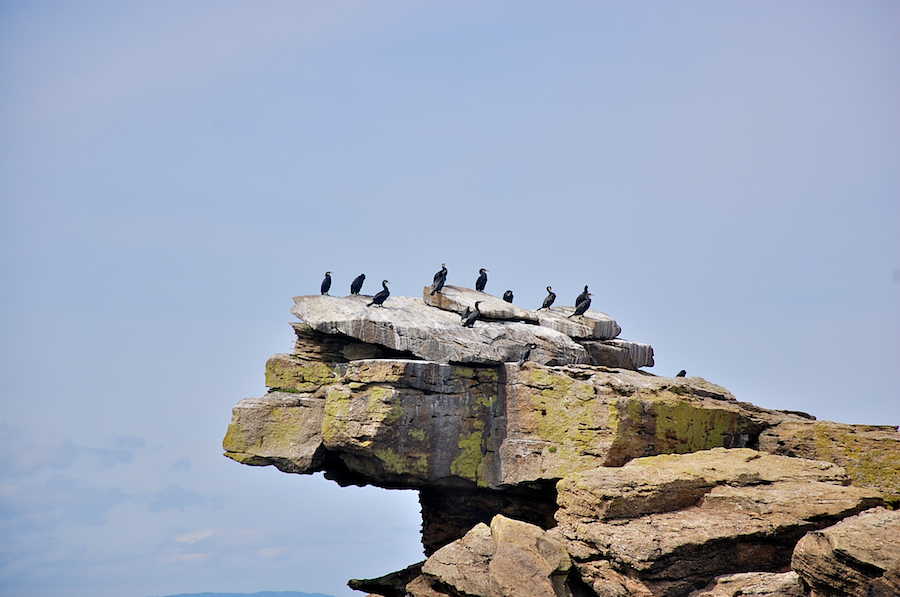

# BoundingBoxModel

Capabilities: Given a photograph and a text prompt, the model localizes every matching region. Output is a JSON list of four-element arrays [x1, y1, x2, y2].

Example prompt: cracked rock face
[[791, 506, 900, 597], [552, 449, 884, 597]]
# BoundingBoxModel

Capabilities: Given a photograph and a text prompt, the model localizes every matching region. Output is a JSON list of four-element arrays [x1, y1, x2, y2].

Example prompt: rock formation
[[223, 288, 900, 597]]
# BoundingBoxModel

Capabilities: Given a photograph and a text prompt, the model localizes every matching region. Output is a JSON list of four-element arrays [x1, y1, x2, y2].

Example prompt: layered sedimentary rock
[[223, 291, 900, 597], [791, 507, 900, 597]]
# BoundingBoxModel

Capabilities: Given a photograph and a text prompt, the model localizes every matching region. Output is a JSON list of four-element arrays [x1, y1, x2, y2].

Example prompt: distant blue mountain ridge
[[149, 592, 337, 597]]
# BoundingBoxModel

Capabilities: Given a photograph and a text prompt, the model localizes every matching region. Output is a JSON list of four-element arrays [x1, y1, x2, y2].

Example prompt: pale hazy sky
[[1, 2, 898, 596]]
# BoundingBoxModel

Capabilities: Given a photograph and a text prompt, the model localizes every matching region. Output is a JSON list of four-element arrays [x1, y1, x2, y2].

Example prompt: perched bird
[[503, 290, 514, 303], [320, 271, 332, 295], [676, 370, 687, 378], [575, 285, 589, 307], [518, 343, 537, 366], [540, 286, 556, 310], [476, 268, 488, 292], [568, 293, 592, 318], [430, 263, 448, 295], [460, 306, 472, 322], [462, 301, 482, 327], [367, 280, 390, 306], [350, 273, 366, 295]]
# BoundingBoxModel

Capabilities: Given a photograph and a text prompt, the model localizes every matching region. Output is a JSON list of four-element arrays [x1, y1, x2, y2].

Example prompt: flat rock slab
[[792, 506, 900, 597], [423, 285, 537, 322], [536, 307, 622, 340], [688, 571, 805, 596], [292, 294, 587, 365]]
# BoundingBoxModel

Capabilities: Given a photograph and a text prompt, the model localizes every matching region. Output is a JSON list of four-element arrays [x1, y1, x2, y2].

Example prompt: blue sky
[[1, 2, 898, 596]]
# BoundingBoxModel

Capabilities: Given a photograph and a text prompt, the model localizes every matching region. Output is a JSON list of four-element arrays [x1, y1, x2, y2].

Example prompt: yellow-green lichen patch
[[322, 389, 352, 443], [374, 448, 429, 477], [811, 424, 900, 507], [529, 369, 598, 452], [653, 399, 740, 454], [367, 386, 404, 426], [222, 413, 248, 453], [454, 365, 477, 379], [409, 428, 426, 441], [451, 420, 488, 486], [266, 355, 338, 392]]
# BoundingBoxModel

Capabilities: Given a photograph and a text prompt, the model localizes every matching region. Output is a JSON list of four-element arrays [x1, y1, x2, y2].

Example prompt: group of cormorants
[[318, 265, 594, 323]]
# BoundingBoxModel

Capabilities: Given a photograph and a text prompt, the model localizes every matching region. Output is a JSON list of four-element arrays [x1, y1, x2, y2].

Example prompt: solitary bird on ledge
[[320, 271, 332, 295], [368, 280, 390, 307], [476, 268, 488, 292]]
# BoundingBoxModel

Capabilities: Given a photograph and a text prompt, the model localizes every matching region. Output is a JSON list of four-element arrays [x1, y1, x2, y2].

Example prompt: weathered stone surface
[[222, 392, 325, 473], [292, 294, 588, 366], [792, 506, 900, 597], [553, 449, 884, 597], [419, 515, 572, 597], [688, 571, 804, 596], [759, 420, 900, 507], [535, 307, 622, 340], [578, 339, 654, 369], [348, 561, 424, 597], [423, 284, 538, 322]]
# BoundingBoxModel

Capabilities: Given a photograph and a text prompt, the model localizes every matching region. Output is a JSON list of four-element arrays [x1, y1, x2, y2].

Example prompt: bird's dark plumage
[[676, 370, 687, 378], [568, 293, 592, 318], [518, 343, 537, 366], [367, 280, 390, 306], [575, 285, 589, 307], [320, 272, 332, 295], [541, 286, 556, 310], [460, 306, 471, 322], [350, 274, 366, 295], [462, 301, 482, 327], [503, 290, 514, 303], [430, 263, 448, 295], [476, 268, 488, 292]]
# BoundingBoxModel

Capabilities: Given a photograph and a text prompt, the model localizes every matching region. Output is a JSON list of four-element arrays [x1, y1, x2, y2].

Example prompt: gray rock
[[291, 294, 588, 365], [423, 284, 538, 322], [536, 307, 622, 340]]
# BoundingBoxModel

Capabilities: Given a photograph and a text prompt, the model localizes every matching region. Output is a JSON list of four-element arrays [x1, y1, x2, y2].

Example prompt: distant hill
[[150, 592, 336, 597]]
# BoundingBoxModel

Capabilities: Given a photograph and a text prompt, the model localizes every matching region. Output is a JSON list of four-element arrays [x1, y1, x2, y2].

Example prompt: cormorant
[[368, 280, 390, 306], [676, 370, 687, 378], [518, 343, 537, 366], [568, 293, 592, 318], [430, 263, 448, 295], [350, 273, 366, 295], [476, 268, 488, 292], [462, 301, 482, 327], [575, 285, 589, 307], [540, 286, 556, 310], [320, 272, 332, 295], [460, 306, 471, 322], [503, 290, 514, 303]]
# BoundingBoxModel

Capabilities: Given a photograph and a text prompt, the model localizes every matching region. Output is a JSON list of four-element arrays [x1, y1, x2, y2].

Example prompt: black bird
[[568, 293, 592, 318], [503, 290, 514, 303], [350, 273, 366, 295], [676, 370, 687, 378], [320, 271, 332, 295], [476, 268, 488, 292], [367, 280, 390, 306], [540, 286, 556, 310], [518, 343, 537, 366], [430, 263, 448, 295], [460, 306, 472, 322], [462, 301, 482, 327], [575, 285, 589, 307]]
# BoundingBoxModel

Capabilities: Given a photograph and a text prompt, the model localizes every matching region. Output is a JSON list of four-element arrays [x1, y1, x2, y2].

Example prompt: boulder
[[423, 284, 538, 322], [415, 514, 572, 597], [535, 307, 622, 340], [791, 506, 900, 597], [553, 449, 884, 597]]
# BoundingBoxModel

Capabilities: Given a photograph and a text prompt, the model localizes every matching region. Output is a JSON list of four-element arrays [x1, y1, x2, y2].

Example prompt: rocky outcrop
[[552, 448, 883, 596], [791, 507, 900, 597], [688, 572, 805, 597], [222, 290, 900, 597]]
